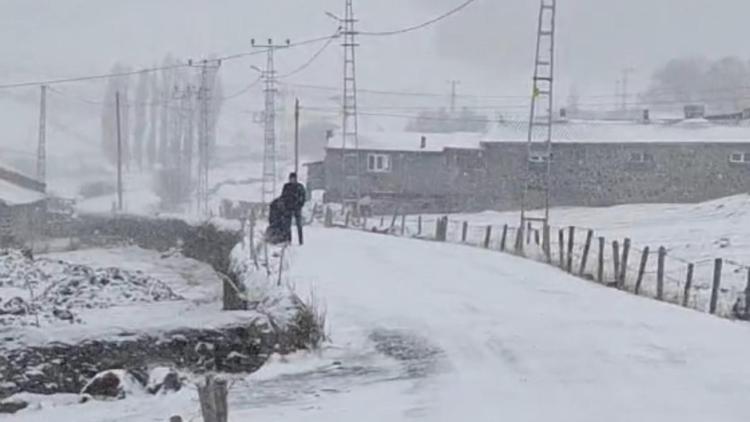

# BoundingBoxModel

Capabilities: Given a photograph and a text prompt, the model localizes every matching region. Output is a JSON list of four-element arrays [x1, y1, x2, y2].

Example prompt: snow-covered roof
[[0, 179, 46, 206], [326, 120, 750, 153], [485, 119, 750, 145], [327, 131, 485, 152]]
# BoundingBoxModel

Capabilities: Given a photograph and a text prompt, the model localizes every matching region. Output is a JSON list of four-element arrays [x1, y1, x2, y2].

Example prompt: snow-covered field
[[10, 226, 750, 421], [376, 195, 750, 315]]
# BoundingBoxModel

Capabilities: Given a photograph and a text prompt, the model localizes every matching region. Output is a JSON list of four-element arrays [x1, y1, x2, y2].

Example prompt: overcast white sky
[[2, 0, 750, 166], [3, 0, 750, 99]]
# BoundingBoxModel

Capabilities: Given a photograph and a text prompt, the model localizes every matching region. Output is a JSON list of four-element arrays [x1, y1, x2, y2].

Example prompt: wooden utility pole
[[294, 98, 300, 175], [115, 91, 123, 212], [36, 85, 47, 183]]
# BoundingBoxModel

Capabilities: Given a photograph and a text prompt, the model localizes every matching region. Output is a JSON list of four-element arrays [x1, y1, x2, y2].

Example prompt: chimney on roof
[[643, 109, 650, 123], [420, 136, 427, 149]]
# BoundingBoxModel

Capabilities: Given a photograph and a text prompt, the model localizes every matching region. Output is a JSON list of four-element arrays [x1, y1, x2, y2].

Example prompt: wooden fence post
[[618, 238, 631, 289], [249, 209, 258, 269], [526, 221, 532, 244], [461, 221, 469, 243], [401, 214, 406, 236], [634, 246, 649, 295], [682, 263, 694, 308], [597, 237, 604, 283], [417, 216, 422, 235], [656, 246, 666, 300], [558, 229, 565, 267], [198, 375, 228, 422], [345, 211, 351, 227], [534, 229, 540, 245], [543, 224, 551, 263], [324, 206, 333, 227], [434, 217, 441, 240], [710, 258, 723, 314], [744, 268, 750, 319], [380, 215, 385, 227], [579, 229, 594, 276], [390, 210, 399, 230], [612, 240, 620, 286], [515, 226, 525, 255], [483, 226, 492, 249], [500, 224, 508, 252], [566, 226, 575, 273]]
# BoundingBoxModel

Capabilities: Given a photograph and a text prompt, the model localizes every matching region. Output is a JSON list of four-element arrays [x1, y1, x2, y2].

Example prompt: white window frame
[[629, 151, 650, 163], [528, 152, 552, 164], [367, 153, 391, 173], [729, 152, 750, 164]]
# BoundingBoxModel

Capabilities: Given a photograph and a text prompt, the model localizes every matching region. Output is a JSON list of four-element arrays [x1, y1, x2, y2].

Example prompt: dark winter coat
[[281, 182, 307, 211], [266, 197, 291, 244]]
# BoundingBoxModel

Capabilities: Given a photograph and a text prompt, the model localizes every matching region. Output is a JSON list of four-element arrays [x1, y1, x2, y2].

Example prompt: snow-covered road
[[280, 227, 750, 422], [9, 227, 750, 421]]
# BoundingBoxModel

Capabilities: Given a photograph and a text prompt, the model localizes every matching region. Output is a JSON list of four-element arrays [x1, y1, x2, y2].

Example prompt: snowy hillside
[[399, 195, 750, 315]]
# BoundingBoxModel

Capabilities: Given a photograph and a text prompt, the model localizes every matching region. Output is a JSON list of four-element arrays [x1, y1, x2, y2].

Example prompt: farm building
[[0, 166, 47, 247], [310, 120, 750, 214]]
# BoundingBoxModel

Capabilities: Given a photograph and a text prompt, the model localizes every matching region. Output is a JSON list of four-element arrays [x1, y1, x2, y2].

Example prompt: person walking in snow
[[281, 172, 307, 245]]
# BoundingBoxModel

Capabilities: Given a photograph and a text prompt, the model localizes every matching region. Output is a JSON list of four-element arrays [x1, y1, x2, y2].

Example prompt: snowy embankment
[[11, 226, 750, 421], [374, 194, 750, 316], [1, 215, 324, 417]]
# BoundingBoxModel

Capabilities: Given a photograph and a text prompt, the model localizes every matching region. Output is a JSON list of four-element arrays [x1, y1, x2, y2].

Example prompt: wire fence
[[319, 206, 750, 322]]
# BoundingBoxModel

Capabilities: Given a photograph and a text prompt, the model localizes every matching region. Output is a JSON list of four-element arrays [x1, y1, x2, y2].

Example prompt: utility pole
[[621, 67, 636, 111], [448, 80, 460, 114], [294, 98, 300, 175], [115, 91, 123, 212], [520, 0, 556, 254], [36, 85, 47, 184], [252, 39, 290, 205], [191, 59, 222, 217], [327, 0, 361, 206]]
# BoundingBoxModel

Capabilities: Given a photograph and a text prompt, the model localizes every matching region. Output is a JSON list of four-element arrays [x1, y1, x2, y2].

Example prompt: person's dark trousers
[[292, 208, 304, 245]]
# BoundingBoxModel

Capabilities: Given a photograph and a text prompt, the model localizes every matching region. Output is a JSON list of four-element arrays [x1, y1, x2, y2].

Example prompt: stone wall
[[0, 215, 319, 400], [319, 142, 750, 213], [484, 142, 750, 209]]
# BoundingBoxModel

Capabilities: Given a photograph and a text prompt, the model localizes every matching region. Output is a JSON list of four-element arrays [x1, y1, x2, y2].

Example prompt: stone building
[[310, 121, 750, 214], [0, 166, 47, 247]]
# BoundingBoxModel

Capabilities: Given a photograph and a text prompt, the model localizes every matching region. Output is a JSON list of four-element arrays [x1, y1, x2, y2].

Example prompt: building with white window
[[308, 120, 750, 214]]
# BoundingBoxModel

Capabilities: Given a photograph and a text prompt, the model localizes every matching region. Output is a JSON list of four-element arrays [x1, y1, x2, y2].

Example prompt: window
[[729, 152, 750, 164], [367, 153, 391, 173], [629, 152, 652, 163], [528, 152, 552, 164]]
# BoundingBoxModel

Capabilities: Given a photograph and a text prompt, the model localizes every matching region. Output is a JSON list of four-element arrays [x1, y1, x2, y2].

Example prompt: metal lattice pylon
[[521, 0, 556, 250], [262, 48, 278, 205], [196, 60, 221, 217], [340, 0, 361, 204]]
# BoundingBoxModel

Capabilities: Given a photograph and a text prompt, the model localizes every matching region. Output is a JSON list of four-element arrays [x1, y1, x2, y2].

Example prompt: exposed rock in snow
[[0, 395, 28, 414], [80, 370, 145, 400], [146, 367, 182, 395], [0, 249, 182, 327]]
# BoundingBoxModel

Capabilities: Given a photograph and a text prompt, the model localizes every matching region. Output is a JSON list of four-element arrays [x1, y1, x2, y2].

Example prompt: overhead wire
[[359, 0, 477, 36], [278, 29, 342, 79], [0, 31, 338, 91]]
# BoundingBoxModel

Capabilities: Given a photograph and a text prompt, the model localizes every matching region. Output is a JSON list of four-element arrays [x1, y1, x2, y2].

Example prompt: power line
[[278, 30, 342, 79], [0, 32, 337, 91], [360, 0, 478, 36], [0, 63, 189, 91], [281, 81, 531, 100], [220, 77, 263, 101]]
